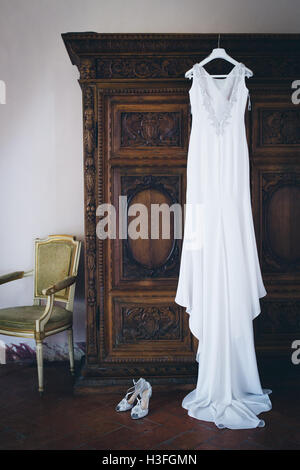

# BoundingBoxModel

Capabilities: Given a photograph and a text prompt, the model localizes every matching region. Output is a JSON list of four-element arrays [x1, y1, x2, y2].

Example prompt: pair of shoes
[[115, 377, 152, 419]]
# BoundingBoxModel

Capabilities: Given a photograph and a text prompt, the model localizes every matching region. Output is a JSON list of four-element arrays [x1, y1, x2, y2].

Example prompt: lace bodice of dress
[[191, 62, 251, 136]]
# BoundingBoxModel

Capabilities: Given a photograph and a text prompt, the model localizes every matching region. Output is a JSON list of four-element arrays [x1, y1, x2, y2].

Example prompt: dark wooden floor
[[0, 361, 299, 450]]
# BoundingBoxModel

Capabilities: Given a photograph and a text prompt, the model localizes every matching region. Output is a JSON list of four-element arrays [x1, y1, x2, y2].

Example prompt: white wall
[[0, 0, 299, 360]]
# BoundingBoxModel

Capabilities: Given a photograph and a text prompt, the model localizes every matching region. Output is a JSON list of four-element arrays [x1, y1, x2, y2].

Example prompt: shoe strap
[[136, 386, 151, 410], [125, 378, 144, 400]]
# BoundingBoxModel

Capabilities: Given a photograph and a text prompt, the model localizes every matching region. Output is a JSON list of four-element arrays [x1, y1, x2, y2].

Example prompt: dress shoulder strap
[[238, 63, 253, 110], [185, 65, 195, 80], [239, 62, 254, 78]]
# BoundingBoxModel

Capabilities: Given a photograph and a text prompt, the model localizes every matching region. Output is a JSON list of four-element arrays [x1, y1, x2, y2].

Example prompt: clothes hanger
[[185, 34, 253, 79]]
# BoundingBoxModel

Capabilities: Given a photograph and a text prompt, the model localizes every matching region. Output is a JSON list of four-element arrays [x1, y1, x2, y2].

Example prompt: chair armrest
[[42, 275, 77, 296], [0, 271, 24, 285], [35, 275, 77, 337]]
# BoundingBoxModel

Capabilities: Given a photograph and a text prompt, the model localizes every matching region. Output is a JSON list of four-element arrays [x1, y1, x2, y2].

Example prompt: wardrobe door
[[251, 90, 300, 355], [97, 88, 198, 373]]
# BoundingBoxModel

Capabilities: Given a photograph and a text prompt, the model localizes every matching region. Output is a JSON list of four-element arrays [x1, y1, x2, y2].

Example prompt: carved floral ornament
[[75, 56, 300, 81], [79, 58, 96, 80]]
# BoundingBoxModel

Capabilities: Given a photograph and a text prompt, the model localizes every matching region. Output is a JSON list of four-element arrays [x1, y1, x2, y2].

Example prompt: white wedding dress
[[175, 62, 272, 430]]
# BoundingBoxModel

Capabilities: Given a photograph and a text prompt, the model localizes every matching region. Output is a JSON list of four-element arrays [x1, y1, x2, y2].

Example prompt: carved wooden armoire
[[62, 33, 300, 392]]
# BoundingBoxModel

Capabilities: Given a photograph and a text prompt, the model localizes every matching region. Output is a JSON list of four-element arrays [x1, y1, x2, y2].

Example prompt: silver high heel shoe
[[115, 378, 147, 412], [131, 380, 152, 419]]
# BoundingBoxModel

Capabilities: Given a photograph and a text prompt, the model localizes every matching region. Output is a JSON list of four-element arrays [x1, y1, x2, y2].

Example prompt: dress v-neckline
[[198, 62, 241, 103], [193, 62, 244, 136]]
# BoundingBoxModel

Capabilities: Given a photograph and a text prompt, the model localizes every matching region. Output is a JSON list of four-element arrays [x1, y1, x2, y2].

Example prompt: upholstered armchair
[[0, 235, 81, 395]]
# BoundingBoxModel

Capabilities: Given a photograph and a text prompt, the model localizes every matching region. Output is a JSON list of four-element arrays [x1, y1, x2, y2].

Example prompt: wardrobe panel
[[252, 99, 300, 157], [252, 164, 300, 283], [262, 170, 300, 275], [110, 167, 185, 288], [108, 94, 189, 160], [256, 299, 300, 353], [106, 295, 194, 360]]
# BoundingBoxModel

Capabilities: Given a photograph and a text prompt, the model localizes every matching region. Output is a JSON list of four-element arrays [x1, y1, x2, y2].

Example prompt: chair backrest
[[34, 235, 81, 311]]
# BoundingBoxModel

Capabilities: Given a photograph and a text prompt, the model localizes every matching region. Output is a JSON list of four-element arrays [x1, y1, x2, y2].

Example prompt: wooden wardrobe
[[62, 33, 300, 392]]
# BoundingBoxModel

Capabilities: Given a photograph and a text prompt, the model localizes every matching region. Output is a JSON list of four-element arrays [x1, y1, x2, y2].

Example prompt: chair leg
[[35, 340, 44, 396], [68, 327, 75, 376]]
